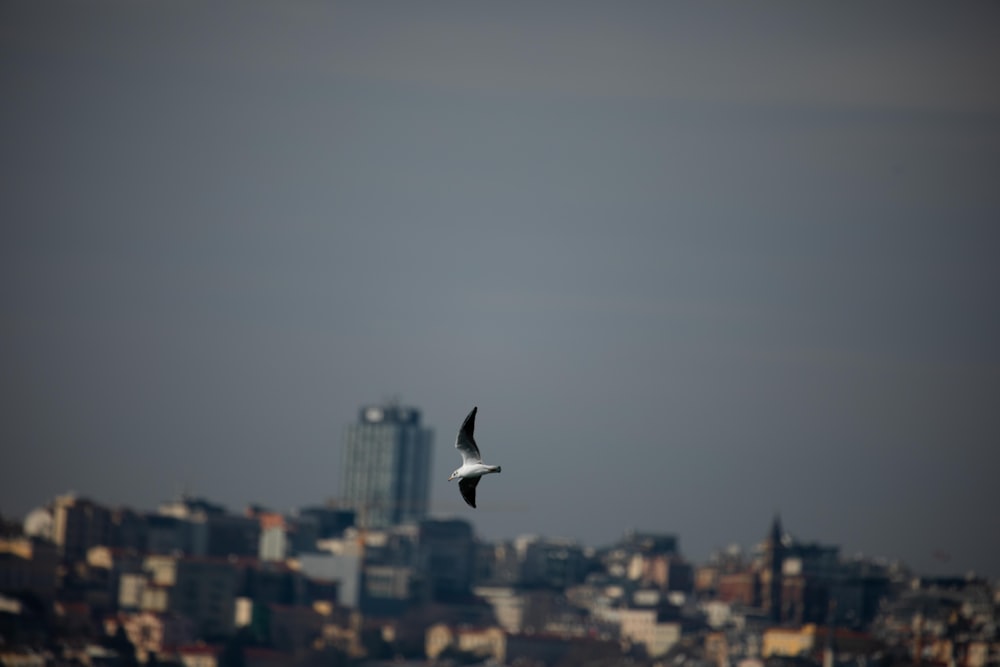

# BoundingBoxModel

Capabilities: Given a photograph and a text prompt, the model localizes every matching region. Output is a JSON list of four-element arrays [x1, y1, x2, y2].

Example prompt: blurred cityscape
[[1, 403, 997, 667]]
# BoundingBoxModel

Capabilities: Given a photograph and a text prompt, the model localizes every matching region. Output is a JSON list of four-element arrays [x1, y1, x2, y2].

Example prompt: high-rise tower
[[340, 402, 433, 529], [761, 513, 786, 622]]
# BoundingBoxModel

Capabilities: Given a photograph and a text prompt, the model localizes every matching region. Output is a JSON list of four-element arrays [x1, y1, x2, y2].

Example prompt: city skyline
[[4, 484, 987, 582], [3, 1, 999, 581], [11, 486, 991, 666], [2, 389, 995, 578]]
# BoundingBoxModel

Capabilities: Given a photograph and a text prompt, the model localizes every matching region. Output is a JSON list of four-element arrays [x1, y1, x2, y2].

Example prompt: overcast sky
[[2, 1, 998, 576]]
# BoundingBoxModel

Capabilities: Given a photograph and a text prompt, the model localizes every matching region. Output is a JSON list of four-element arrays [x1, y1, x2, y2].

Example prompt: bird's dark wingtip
[[461, 406, 478, 433], [458, 476, 479, 508]]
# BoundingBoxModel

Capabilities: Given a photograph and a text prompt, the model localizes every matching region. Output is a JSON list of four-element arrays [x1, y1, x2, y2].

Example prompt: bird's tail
[[493, 465, 502, 473]]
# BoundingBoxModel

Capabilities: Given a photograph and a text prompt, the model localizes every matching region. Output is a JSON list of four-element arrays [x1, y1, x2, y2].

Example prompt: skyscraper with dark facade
[[341, 403, 433, 529]]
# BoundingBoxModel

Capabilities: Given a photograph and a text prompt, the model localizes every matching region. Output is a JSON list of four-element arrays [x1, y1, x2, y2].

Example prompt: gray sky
[[2, 1, 999, 576]]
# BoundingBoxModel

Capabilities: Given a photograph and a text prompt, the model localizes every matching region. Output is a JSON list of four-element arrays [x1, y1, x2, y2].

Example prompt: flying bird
[[448, 406, 502, 508]]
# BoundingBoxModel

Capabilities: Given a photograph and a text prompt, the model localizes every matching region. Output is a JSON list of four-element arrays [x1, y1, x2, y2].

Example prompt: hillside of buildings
[[2, 493, 998, 667], [3, 404, 997, 666]]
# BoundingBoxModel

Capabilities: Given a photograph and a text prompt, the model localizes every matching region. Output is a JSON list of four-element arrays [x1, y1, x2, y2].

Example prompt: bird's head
[[448, 470, 460, 482]]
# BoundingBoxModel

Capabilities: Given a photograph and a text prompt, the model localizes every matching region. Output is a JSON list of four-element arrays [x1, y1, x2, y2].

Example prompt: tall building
[[51, 494, 112, 562], [341, 402, 433, 529]]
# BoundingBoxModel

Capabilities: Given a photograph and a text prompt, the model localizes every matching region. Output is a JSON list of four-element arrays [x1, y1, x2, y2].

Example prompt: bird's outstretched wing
[[456, 406, 481, 465], [458, 476, 480, 508]]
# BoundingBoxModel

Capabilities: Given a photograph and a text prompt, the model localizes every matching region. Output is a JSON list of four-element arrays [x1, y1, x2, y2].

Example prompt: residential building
[[118, 572, 146, 610], [0, 649, 46, 667], [297, 552, 361, 609], [0, 537, 58, 602], [474, 540, 520, 586], [108, 508, 146, 552], [244, 647, 289, 667], [51, 494, 112, 562], [628, 552, 695, 592], [258, 513, 289, 562], [507, 634, 621, 666], [261, 604, 324, 653], [239, 561, 303, 608], [622, 531, 680, 556], [297, 506, 355, 540], [171, 558, 241, 637], [288, 513, 320, 554], [158, 496, 226, 520], [175, 644, 221, 667], [129, 555, 240, 638], [618, 607, 683, 658], [145, 515, 190, 555], [425, 623, 506, 664], [521, 537, 587, 589], [111, 611, 195, 662], [86, 546, 143, 613], [473, 586, 574, 635], [361, 564, 424, 616], [194, 513, 260, 558], [418, 518, 474, 600], [705, 631, 730, 667], [762, 624, 882, 659], [156, 496, 260, 558], [827, 559, 891, 629], [473, 586, 526, 633]]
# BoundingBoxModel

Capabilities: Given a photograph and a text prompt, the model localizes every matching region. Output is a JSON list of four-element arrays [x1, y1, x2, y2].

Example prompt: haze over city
[[2, 1, 999, 578]]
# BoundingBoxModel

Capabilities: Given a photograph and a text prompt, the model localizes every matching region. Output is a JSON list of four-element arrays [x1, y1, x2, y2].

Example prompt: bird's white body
[[448, 406, 501, 508], [450, 462, 501, 481]]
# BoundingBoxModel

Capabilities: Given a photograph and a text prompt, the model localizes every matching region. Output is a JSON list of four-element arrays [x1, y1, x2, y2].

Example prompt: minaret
[[763, 513, 785, 622]]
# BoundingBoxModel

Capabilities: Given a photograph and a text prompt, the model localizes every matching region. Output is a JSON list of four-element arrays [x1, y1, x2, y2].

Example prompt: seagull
[[448, 406, 501, 508]]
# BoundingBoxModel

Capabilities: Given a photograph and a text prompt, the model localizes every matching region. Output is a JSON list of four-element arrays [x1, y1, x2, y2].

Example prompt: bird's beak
[[447, 473, 455, 481]]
